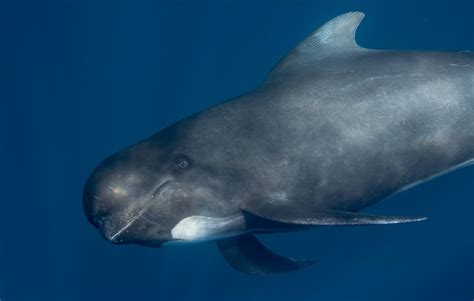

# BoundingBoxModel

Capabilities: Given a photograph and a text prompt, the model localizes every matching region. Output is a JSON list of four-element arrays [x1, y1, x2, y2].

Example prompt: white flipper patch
[[170, 215, 245, 242]]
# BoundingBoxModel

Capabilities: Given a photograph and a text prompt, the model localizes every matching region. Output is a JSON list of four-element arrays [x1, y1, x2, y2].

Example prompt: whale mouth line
[[108, 179, 172, 242]]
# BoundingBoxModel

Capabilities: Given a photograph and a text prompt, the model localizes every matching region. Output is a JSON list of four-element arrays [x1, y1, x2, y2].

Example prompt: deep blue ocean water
[[1, 0, 473, 300]]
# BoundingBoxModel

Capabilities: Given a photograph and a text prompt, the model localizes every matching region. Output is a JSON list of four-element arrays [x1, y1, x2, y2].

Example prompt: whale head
[[83, 124, 245, 247]]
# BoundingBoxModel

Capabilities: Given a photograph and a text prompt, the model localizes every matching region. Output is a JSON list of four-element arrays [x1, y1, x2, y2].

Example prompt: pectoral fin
[[217, 234, 314, 275], [242, 198, 426, 226]]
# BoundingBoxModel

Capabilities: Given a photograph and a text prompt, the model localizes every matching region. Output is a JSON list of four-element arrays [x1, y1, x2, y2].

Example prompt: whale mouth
[[105, 179, 172, 243]]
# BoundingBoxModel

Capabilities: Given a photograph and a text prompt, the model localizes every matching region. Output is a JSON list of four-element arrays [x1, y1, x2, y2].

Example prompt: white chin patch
[[170, 215, 244, 243]]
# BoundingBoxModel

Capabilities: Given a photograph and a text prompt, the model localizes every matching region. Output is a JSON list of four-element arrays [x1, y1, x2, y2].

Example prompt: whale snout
[[82, 158, 129, 229], [82, 170, 108, 229], [83, 152, 172, 247]]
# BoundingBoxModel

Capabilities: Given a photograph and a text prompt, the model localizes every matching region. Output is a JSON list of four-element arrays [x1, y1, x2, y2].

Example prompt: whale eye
[[174, 155, 191, 169], [177, 160, 188, 169]]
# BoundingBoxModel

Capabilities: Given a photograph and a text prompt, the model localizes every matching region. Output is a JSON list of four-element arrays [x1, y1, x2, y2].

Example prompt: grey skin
[[83, 12, 474, 274]]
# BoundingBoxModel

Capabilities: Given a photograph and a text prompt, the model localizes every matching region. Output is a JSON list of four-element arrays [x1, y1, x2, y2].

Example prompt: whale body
[[83, 12, 474, 274]]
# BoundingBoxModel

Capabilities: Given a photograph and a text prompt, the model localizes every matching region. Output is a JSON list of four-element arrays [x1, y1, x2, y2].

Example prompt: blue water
[[2, 0, 473, 300]]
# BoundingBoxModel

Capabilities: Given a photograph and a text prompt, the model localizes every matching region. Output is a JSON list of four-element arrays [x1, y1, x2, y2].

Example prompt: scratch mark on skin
[[341, 73, 425, 90], [109, 180, 171, 242], [110, 210, 145, 241], [108, 185, 127, 197], [93, 195, 103, 201], [449, 63, 471, 67]]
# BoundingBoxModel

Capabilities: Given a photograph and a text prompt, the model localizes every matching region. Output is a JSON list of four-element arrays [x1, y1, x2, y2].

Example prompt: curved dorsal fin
[[297, 11, 365, 53], [266, 12, 366, 82]]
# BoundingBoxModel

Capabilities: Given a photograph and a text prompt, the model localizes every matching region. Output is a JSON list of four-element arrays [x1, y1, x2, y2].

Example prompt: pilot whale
[[83, 12, 474, 275]]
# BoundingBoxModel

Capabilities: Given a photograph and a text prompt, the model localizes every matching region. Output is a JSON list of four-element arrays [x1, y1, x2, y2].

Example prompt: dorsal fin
[[298, 11, 365, 53], [266, 12, 366, 82]]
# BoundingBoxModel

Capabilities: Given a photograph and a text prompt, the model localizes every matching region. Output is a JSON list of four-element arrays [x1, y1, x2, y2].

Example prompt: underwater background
[[1, 0, 473, 300]]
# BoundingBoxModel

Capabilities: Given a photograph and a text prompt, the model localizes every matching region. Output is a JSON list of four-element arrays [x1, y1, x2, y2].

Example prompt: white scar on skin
[[449, 63, 471, 67], [110, 209, 144, 241], [108, 185, 127, 197], [171, 215, 245, 242], [109, 180, 170, 242]]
